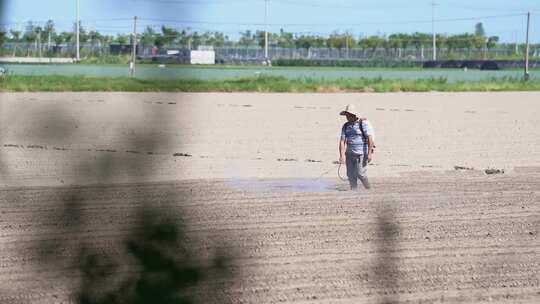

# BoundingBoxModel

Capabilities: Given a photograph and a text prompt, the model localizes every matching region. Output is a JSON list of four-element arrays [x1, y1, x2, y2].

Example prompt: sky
[[1, 0, 539, 43]]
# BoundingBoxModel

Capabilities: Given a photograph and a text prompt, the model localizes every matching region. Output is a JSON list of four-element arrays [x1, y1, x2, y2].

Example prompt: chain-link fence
[[2, 42, 540, 63], [1, 42, 111, 57], [214, 46, 538, 63]]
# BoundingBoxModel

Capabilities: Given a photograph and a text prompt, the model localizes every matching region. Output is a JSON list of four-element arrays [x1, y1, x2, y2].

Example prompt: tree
[[326, 32, 341, 49], [435, 34, 447, 48], [388, 33, 410, 49], [23, 21, 37, 43], [140, 26, 156, 46], [255, 31, 264, 48], [239, 30, 255, 47], [53, 34, 64, 46], [160, 26, 179, 45], [295, 35, 326, 49], [206, 31, 227, 47], [471, 33, 485, 49], [487, 36, 499, 49], [154, 34, 166, 48], [343, 32, 356, 49], [0, 31, 6, 48], [327, 32, 354, 49], [88, 31, 102, 45], [254, 30, 278, 48], [33, 26, 43, 44], [115, 34, 129, 45], [43, 20, 55, 42], [214, 32, 228, 47], [55, 31, 73, 46], [191, 32, 202, 49], [277, 29, 294, 48], [178, 30, 190, 47], [446, 33, 473, 52], [102, 35, 114, 45], [359, 36, 387, 51], [10, 30, 21, 42], [409, 32, 431, 49], [475, 22, 485, 37], [77, 23, 89, 43]]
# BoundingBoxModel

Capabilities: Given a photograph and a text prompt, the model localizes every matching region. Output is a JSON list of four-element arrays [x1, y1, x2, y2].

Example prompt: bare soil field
[[2, 92, 540, 185], [0, 92, 538, 303]]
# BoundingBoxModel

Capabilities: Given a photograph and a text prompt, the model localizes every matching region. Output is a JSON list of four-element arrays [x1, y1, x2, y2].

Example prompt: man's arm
[[339, 138, 346, 164], [367, 135, 374, 163]]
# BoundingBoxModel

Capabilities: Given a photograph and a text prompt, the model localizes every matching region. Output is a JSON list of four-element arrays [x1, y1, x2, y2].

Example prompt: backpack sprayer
[[315, 104, 376, 183]]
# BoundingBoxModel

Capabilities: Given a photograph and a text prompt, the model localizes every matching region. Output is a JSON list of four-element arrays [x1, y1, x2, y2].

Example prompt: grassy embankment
[[1, 74, 540, 92]]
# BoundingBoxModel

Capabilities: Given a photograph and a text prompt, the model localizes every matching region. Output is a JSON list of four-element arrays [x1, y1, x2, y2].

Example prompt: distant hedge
[[423, 60, 540, 70], [272, 58, 423, 68]]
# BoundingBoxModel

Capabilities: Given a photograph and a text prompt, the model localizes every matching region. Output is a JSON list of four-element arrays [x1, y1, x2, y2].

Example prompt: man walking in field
[[339, 104, 374, 190]]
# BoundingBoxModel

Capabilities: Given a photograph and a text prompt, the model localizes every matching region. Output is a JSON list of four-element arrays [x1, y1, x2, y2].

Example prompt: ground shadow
[[33, 130, 237, 303], [0, 90, 239, 303], [77, 207, 233, 304], [373, 201, 401, 303]]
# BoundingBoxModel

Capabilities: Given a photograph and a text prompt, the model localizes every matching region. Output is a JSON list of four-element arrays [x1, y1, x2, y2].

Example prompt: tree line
[[0, 20, 510, 51]]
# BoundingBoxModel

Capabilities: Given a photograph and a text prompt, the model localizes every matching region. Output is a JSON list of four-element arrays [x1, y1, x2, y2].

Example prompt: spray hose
[[337, 162, 348, 181], [316, 162, 349, 181]]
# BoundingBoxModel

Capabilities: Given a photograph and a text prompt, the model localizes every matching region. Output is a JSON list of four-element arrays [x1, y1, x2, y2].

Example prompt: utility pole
[[264, 0, 269, 63], [346, 34, 349, 58], [483, 38, 488, 60], [524, 11, 531, 80], [131, 16, 138, 77], [47, 15, 52, 51], [76, 0, 80, 61], [432, 0, 437, 61], [38, 32, 42, 58], [514, 30, 519, 55]]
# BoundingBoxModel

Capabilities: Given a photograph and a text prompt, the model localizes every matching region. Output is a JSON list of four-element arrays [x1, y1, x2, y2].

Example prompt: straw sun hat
[[339, 104, 360, 117]]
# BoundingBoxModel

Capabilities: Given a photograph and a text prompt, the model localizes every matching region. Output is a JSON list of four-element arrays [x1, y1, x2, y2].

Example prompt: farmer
[[339, 104, 374, 190]]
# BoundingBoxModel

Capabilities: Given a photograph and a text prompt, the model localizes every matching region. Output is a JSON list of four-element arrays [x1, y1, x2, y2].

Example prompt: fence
[[214, 46, 538, 63], [2, 42, 539, 63], [1, 42, 112, 57], [0, 43, 183, 58]]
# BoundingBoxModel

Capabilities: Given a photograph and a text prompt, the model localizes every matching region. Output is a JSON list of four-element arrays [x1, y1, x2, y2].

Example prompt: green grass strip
[[1, 74, 540, 92]]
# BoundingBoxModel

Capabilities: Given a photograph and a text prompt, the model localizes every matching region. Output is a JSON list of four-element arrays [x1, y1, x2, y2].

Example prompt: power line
[[0, 11, 529, 28], [130, 0, 482, 12], [82, 18, 135, 22], [438, 3, 538, 13], [139, 13, 525, 27], [0, 18, 133, 27], [270, 0, 391, 11], [139, 18, 265, 26], [129, 0, 248, 5], [86, 25, 133, 29]]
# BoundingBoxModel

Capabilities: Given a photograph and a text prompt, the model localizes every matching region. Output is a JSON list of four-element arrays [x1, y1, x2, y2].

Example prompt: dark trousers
[[345, 152, 370, 190]]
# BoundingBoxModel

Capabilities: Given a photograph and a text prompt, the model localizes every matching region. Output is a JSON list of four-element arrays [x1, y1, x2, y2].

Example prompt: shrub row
[[423, 60, 540, 70], [272, 58, 422, 68]]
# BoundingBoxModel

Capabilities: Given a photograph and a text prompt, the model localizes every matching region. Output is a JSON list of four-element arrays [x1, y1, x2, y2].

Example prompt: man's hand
[[367, 153, 373, 163], [339, 155, 345, 164]]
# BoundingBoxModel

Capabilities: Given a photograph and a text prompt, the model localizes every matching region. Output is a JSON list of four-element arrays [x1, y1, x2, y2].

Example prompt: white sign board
[[190, 50, 215, 65]]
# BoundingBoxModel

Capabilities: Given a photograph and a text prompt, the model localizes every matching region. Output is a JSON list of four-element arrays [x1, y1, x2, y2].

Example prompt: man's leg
[[358, 153, 370, 189], [345, 153, 359, 190]]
